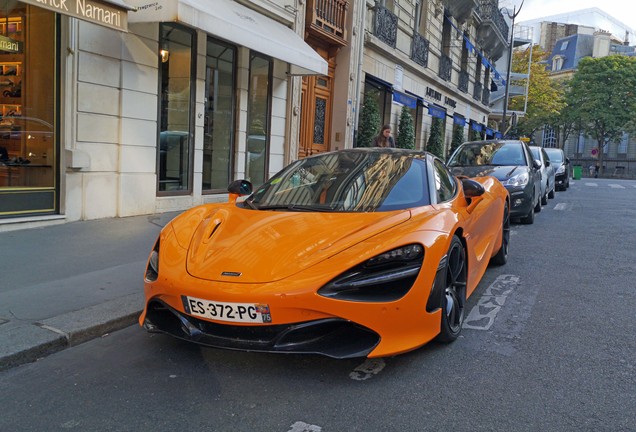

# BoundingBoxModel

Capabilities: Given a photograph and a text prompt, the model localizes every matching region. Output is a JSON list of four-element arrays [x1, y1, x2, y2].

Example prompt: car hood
[[450, 165, 523, 180], [183, 206, 411, 283]]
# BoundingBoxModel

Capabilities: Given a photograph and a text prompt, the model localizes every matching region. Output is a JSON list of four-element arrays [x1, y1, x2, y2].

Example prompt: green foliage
[[427, 118, 445, 159], [357, 90, 381, 147], [509, 45, 565, 138], [449, 124, 465, 157], [396, 106, 415, 149], [469, 128, 480, 141], [567, 55, 636, 173]]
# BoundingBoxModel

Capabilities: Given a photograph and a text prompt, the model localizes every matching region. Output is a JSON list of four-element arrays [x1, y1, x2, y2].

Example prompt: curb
[[0, 293, 143, 372]]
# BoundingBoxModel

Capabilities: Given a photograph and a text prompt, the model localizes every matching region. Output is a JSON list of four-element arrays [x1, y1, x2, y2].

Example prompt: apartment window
[[543, 126, 557, 148], [246, 53, 272, 187], [157, 23, 195, 194], [576, 132, 585, 154], [414, 0, 429, 34], [203, 38, 236, 192]]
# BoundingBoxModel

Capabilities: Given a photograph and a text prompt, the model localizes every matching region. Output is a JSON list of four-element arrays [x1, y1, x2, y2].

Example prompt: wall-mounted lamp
[[160, 49, 170, 63]]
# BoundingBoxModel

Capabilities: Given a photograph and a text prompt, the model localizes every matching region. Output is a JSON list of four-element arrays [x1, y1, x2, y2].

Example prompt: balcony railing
[[477, 0, 508, 41], [374, 5, 398, 48], [475, 0, 510, 61], [412, 33, 429, 67], [459, 70, 469, 93], [438, 54, 452, 82], [482, 87, 490, 105], [473, 81, 483, 101], [306, 0, 348, 46], [442, 0, 479, 23]]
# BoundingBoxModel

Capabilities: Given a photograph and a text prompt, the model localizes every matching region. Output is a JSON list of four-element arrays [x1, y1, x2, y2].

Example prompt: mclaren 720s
[[140, 148, 510, 358]]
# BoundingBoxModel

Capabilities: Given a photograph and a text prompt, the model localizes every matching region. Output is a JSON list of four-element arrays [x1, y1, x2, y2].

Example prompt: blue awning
[[495, 131, 503, 139], [470, 121, 483, 132], [485, 127, 494, 136], [393, 91, 417, 109], [428, 105, 446, 119], [453, 114, 466, 127]]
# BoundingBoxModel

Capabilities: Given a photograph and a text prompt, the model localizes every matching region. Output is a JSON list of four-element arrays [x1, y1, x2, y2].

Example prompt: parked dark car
[[447, 140, 542, 224], [544, 148, 571, 190]]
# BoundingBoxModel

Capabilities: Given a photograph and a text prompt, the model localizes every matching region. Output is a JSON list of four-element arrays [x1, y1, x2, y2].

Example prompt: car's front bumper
[[505, 184, 534, 217]]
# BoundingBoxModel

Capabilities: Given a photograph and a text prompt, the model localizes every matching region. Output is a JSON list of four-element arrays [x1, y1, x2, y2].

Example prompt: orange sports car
[[140, 148, 510, 358]]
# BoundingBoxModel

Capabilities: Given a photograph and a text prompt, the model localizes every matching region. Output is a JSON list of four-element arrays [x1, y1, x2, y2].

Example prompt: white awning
[[127, 0, 328, 76]]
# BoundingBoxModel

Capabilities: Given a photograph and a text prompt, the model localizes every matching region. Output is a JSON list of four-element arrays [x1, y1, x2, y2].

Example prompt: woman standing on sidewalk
[[373, 125, 395, 148]]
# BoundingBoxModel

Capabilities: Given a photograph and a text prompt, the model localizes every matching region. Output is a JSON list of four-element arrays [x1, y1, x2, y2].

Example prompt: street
[[1, 178, 636, 432]]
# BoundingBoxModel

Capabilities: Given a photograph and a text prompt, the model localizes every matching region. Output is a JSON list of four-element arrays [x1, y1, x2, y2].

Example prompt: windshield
[[448, 142, 527, 166], [245, 150, 431, 212], [544, 149, 563, 163]]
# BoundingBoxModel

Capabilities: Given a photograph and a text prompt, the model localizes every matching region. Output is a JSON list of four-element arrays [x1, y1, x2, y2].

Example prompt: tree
[[396, 106, 415, 149], [357, 90, 381, 147], [427, 118, 444, 159], [449, 124, 465, 157], [567, 55, 636, 175], [509, 45, 565, 140]]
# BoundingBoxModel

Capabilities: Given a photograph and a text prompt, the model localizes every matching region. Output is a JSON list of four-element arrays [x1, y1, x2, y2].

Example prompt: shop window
[[246, 53, 272, 187], [364, 79, 391, 126], [203, 38, 236, 193], [0, 4, 57, 217], [157, 23, 195, 194]]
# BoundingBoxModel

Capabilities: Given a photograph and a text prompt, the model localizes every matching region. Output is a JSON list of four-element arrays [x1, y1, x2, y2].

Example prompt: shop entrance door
[[298, 55, 334, 159]]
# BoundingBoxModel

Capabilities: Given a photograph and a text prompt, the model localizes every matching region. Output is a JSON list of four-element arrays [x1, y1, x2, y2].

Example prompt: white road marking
[[349, 358, 386, 381], [584, 182, 598, 187], [463, 275, 520, 331], [609, 184, 625, 189], [288, 422, 322, 432], [553, 203, 571, 211]]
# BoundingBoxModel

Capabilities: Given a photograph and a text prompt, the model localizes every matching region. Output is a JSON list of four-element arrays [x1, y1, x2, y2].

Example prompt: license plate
[[182, 295, 272, 323]]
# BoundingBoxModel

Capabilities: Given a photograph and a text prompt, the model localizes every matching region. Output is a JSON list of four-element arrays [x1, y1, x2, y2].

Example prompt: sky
[[500, 0, 636, 30]]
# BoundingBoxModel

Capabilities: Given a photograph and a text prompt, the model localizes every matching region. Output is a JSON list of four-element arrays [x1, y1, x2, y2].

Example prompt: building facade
[[0, 0, 510, 227]]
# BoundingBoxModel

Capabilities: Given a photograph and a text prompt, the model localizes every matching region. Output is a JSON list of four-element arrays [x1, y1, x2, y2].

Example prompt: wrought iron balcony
[[412, 33, 429, 67], [473, 81, 483, 101], [438, 54, 452, 82], [373, 4, 398, 48], [476, 0, 509, 61], [482, 87, 490, 105], [306, 0, 348, 47], [459, 70, 469, 93], [441, 0, 479, 23]]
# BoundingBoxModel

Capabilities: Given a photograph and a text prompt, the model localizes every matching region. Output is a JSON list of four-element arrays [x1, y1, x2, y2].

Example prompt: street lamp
[[501, 1, 523, 136]]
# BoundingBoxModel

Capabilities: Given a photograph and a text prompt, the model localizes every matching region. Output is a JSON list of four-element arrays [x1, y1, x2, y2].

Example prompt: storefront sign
[[425, 86, 457, 109], [0, 35, 21, 53], [23, 0, 130, 32]]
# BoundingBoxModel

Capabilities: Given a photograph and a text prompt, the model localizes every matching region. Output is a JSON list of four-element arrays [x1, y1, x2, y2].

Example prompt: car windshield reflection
[[448, 142, 527, 167], [246, 149, 431, 212]]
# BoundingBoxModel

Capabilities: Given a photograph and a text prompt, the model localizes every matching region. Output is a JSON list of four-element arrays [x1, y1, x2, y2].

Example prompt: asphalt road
[[1, 178, 635, 432]]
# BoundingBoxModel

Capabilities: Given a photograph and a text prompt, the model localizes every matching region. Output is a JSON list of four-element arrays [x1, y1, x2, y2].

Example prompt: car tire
[[534, 193, 542, 212], [490, 202, 510, 266], [548, 187, 555, 199], [436, 235, 467, 343], [541, 189, 548, 205], [521, 206, 535, 224]]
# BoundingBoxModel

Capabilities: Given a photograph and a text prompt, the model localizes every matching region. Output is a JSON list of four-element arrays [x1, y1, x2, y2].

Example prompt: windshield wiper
[[256, 204, 334, 212]]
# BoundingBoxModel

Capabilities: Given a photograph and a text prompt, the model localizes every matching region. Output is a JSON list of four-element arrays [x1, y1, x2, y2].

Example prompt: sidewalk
[[0, 211, 181, 371]]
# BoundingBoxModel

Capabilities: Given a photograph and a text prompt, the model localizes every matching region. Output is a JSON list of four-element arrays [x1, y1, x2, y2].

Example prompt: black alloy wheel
[[437, 236, 467, 343], [490, 202, 510, 266]]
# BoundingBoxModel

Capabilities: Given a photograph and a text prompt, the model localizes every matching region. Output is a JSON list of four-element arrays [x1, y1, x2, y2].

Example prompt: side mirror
[[228, 179, 253, 203], [545, 160, 551, 167], [461, 177, 485, 198], [533, 160, 542, 170], [565, 157, 570, 164]]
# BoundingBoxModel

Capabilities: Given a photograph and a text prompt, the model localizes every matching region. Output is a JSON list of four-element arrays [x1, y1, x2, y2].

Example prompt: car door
[[524, 144, 541, 205]]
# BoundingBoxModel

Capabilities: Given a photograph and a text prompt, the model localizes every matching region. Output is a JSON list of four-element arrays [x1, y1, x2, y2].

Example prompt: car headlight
[[145, 238, 160, 282], [503, 171, 529, 187], [318, 244, 424, 302], [556, 165, 565, 174]]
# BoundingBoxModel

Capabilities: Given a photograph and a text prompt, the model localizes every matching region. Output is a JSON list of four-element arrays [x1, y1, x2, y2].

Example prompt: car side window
[[433, 159, 456, 203]]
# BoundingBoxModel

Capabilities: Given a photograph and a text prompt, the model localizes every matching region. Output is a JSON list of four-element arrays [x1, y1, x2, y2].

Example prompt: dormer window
[[560, 40, 569, 50], [552, 55, 564, 71]]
